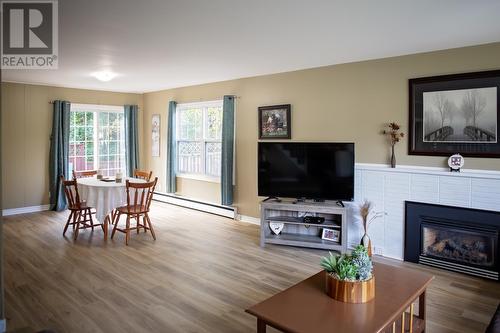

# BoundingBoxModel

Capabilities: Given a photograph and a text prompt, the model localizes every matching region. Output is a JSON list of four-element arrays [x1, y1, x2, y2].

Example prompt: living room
[[1, 1, 500, 333]]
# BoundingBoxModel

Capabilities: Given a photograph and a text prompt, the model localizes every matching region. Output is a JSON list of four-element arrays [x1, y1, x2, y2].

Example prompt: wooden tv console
[[259, 199, 347, 253]]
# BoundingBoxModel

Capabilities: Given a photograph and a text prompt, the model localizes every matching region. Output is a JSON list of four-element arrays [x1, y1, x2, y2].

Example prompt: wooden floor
[[3, 202, 499, 333]]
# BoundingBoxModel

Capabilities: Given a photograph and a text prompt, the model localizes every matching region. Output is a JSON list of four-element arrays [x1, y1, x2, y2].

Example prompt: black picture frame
[[409, 70, 500, 157], [258, 104, 291, 139]]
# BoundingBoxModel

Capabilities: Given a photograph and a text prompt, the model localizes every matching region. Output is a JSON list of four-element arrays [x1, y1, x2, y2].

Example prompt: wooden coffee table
[[246, 262, 434, 333]]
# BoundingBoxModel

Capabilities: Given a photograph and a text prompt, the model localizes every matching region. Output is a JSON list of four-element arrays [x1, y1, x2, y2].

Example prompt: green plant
[[351, 245, 372, 281], [320, 251, 343, 273], [320, 246, 373, 281], [336, 257, 358, 280]]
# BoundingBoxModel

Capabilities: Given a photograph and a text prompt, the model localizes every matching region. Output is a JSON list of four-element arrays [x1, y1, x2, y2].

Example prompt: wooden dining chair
[[60, 175, 105, 240], [111, 177, 158, 245], [134, 169, 153, 181], [73, 169, 98, 179]]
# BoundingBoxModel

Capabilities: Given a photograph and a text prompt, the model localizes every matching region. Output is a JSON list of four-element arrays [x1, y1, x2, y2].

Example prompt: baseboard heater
[[153, 192, 237, 219]]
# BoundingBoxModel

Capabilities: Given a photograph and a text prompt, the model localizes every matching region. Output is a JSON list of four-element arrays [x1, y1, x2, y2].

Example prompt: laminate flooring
[[3, 202, 499, 332]]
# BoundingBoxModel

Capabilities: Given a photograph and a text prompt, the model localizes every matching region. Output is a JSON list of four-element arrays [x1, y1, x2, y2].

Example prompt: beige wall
[[1, 83, 143, 209], [176, 177, 220, 203], [3, 43, 500, 214], [143, 43, 500, 218]]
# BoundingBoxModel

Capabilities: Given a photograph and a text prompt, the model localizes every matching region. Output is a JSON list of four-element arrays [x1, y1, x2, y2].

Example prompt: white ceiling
[[3, 0, 500, 93]]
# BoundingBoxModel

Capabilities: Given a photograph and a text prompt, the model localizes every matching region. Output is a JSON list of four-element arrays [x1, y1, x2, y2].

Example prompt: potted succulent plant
[[320, 245, 375, 303]]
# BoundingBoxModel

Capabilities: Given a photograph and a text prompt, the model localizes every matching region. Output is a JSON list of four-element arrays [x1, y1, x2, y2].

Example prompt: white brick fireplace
[[348, 163, 500, 260]]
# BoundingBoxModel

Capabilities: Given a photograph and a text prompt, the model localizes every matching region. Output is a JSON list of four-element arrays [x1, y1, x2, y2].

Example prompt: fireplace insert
[[405, 201, 500, 280]]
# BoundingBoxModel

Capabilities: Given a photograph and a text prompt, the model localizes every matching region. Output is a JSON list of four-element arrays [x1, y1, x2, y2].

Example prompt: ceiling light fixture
[[91, 71, 117, 82]]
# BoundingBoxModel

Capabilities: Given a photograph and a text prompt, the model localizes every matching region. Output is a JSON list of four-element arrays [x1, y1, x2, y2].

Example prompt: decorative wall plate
[[269, 222, 285, 235], [448, 153, 464, 172]]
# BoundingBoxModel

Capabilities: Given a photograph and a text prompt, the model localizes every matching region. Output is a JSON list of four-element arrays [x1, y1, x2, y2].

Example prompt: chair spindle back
[[125, 177, 158, 212], [60, 175, 81, 209], [134, 169, 153, 181], [73, 170, 98, 179]]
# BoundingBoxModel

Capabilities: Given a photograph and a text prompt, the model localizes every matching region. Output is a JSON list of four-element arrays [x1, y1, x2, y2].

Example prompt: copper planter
[[325, 273, 375, 303]]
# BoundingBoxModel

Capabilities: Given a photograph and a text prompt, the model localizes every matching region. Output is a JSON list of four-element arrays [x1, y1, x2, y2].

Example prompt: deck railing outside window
[[176, 101, 223, 179]]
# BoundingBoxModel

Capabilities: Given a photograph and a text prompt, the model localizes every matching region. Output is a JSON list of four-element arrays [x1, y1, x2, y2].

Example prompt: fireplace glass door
[[421, 223, 496, 268]]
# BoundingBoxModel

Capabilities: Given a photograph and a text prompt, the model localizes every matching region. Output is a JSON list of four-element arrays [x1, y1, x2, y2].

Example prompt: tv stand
[[260, 200, 347, 253]]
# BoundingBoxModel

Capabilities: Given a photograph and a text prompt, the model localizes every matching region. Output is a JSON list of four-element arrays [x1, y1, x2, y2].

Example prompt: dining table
[[77, 176, 146, 238]]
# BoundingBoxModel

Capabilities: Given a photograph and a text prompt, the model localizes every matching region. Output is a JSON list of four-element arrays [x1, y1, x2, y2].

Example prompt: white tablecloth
[[77, 177, 146, 222]]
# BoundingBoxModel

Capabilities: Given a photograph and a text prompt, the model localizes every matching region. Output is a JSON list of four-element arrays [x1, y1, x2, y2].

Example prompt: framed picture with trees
[[409, 70, 500, 157]]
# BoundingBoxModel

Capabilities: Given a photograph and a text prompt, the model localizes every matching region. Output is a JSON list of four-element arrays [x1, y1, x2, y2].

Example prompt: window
[[176, 100, 223, 180], [69, 104, 126, 177]]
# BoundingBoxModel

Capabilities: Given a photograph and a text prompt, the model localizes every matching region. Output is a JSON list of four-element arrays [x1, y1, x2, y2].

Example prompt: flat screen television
[[258, 142, 354, 201]]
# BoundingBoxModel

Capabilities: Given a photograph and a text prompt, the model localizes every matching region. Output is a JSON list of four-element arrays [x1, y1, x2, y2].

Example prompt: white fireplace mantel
[[356, 163, 500, 180], [348, 163, 500, 260]]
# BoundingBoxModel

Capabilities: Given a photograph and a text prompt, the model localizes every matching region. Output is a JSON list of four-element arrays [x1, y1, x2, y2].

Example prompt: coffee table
[[246, 262, 433, 333]]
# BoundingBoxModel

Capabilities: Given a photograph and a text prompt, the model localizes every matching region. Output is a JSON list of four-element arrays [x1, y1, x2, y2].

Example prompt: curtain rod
[[48, 96, 241, 105], [48, 101, 141, 109], [180, 96, 241, 102]]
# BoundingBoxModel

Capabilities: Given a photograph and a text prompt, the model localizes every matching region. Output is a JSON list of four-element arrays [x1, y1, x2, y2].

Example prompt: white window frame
[[69, 103, 125, 176], [176, 100, 223, 183]]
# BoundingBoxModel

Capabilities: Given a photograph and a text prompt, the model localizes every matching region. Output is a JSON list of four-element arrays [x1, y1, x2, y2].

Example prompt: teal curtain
[[221, 96, 235, 206], [49, 100, 70, 211], [166, 101, 177, 193], [124, 105, 139, 177]]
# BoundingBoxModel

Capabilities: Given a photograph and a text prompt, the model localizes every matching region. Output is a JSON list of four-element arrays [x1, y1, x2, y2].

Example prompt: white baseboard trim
[[2, 204, 51, 216], [236, 214, 260, 225], [153, 192, 237, 219]]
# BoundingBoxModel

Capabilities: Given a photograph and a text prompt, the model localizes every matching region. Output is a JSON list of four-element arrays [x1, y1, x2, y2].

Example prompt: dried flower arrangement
[[383, 122, 404, 168], [358, 200, 384, 257]]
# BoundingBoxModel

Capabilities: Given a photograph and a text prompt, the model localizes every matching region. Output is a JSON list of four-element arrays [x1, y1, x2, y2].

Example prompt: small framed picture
[[258, 104, 291, 139], [151, 114, 160, 157], [321, 228, 340, 242]]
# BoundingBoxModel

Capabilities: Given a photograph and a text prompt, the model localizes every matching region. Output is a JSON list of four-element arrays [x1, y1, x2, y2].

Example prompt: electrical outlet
[[373, 247, 383, 256]]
